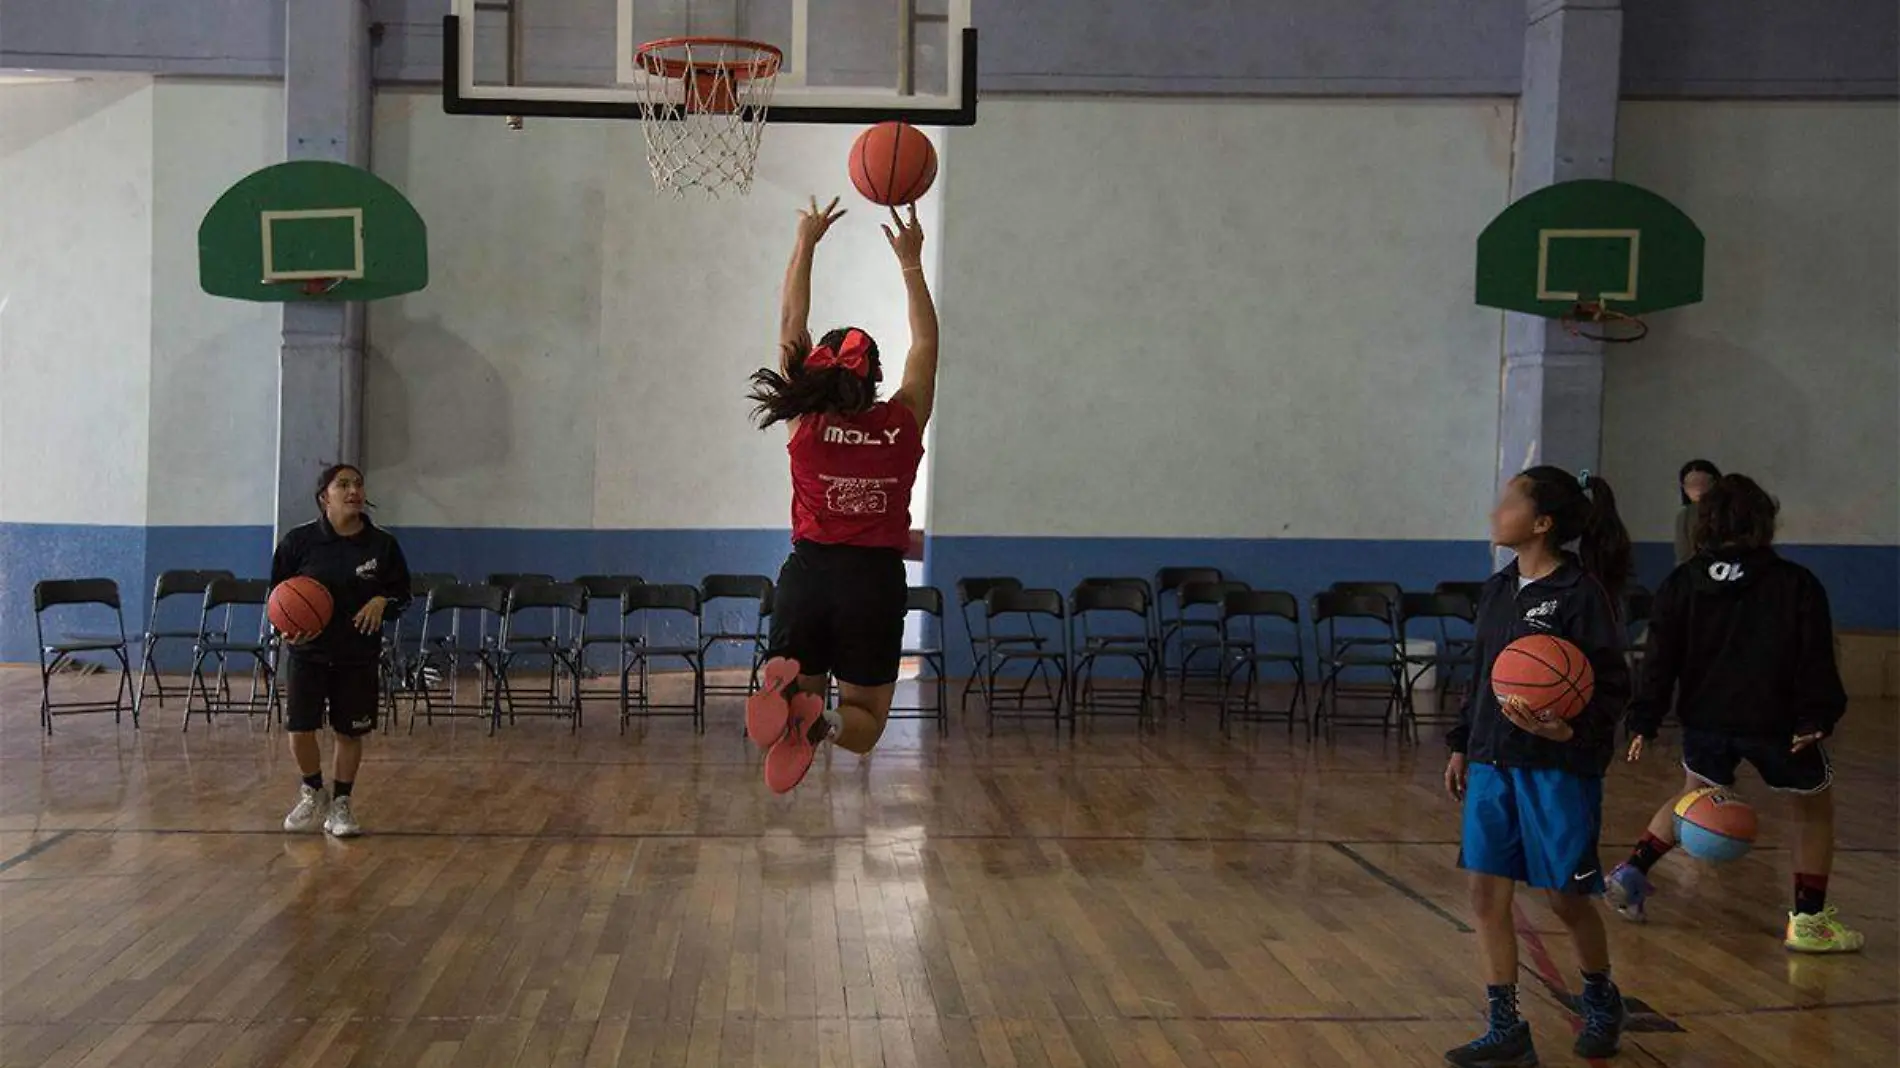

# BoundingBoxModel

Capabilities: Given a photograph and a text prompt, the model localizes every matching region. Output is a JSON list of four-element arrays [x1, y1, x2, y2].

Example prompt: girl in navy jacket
[[1443, 465, 1632, 1068]]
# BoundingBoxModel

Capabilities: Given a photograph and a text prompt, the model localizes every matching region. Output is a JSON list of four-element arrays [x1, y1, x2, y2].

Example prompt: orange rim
[[634, 36, 783, 82]]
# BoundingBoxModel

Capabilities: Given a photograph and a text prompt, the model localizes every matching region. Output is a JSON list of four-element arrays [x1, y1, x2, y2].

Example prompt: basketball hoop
[[632, 37, 783, 197], [1562, 300, 1649, 344], [261, 276, 346, 298]]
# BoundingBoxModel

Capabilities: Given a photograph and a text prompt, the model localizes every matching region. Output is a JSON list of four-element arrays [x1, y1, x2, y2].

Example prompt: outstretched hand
[[797, 196, 846, 246], [881, 203, 925, 269]]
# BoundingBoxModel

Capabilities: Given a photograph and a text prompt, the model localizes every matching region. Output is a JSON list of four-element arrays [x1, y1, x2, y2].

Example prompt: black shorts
[[283, 655, 381, 737], [767, 541, 908, 687], [1683, 729, 1832, 794]]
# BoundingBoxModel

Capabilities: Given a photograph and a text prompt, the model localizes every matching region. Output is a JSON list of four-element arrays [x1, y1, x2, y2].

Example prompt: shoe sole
[[746, 657, 801, 748], [764, 696, 825, 795], [326, 826, 362, 839], [1786, 940, 1864, 953]]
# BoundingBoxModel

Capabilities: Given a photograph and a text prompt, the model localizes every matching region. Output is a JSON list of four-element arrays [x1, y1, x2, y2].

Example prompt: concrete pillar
[[276, 0, 371, 539], [1496, 0, 1623, 499]]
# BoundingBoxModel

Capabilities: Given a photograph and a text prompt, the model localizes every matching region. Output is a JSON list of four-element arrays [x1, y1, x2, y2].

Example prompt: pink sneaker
[[746, 656, 802, 748], [764, 693, 825, 794]]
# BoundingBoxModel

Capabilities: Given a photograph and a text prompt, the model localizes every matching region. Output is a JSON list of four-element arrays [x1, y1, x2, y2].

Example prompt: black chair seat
[[46, 637, 127, 654]]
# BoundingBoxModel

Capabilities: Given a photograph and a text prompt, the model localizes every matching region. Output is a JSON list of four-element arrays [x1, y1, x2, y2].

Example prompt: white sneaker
[[324, 795, 362, 838], [284, 784, 328, 832]]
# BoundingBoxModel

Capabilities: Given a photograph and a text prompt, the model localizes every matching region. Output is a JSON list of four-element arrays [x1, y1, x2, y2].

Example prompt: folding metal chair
[[1068, 582, 1159, 730], [1311, 589, 1407, 737], [699, 574, 773, 702], [382, 571, 458, 725], [886, 586, 950, 731], [981, 587, 1068, 735], [955, 576, 1042, 715], [1156, 566, 1223, 677], [494, 582, 587, 730], [1399, 590, 1477, 729], [1175, 579, 1252, 711], [32, 578, 137, 733], [182, 578, 280, 730], [135, 569, 234, 717], [411, 583, 508, 732], [621, 583, 705, 733], [574, 575, 642, 715], [1217, 589, 1306, 734]]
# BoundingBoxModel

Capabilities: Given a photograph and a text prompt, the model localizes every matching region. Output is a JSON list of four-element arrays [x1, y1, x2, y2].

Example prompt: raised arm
[[883, 204, 940, 430], [779, 196, 846, 372]]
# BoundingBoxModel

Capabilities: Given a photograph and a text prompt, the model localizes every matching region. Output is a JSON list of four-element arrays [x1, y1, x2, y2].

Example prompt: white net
[[633, 38, 783, 198]]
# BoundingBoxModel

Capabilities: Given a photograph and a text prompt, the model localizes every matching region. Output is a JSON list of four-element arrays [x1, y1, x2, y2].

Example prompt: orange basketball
[[848, 121, 937, 206], [268, 576, 333, 637], [1491, 634, 1595, 722]]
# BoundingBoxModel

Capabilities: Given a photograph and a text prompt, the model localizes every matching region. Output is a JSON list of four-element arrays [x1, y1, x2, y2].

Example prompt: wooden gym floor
[[1, 668, 1894, 1067]]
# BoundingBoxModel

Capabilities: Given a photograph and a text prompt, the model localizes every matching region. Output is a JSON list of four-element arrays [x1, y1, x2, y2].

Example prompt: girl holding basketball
[[1608, 474, 1860, 952], [743, 196, 936, 795], [271, 463, 411, 837], [1443, 466, 1632, 1067]]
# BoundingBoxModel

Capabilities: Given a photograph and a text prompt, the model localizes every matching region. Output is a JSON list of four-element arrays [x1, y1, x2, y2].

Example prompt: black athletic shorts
[[1683, 729, 1832, 794], [283, 655, 381, 737], [767, 540, 908, 687]]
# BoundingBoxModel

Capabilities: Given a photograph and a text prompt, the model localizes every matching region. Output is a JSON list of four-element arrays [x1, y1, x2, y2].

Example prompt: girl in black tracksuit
[[1606, 474, 1860, 954], [1443, 465, 1632, 1068], [271, 463, 411, 838]]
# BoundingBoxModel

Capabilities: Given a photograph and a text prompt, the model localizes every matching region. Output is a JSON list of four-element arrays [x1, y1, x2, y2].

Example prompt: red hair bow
[[805, 329, 871, 377]]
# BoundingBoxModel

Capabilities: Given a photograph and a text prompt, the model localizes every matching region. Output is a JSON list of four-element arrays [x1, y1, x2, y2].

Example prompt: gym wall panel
[[0, 79, 157, 659], [147, 80, 283, 528], [1606, 100, 1899, 627], [0, 78, 155, 527], [931, 98, 1515, 543], [367, 92, 611, 531]]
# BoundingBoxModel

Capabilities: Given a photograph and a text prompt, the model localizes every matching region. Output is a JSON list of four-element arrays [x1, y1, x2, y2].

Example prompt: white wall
[[0, 78, 154, 525], [929, 98, 1516, 540], [367, 88, 939, 531], [147, 80, 282, 526], [1606, 101, 1900, 545]]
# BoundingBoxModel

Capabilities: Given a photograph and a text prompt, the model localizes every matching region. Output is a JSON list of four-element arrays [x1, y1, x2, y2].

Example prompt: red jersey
[[787, 402, 924, 551]]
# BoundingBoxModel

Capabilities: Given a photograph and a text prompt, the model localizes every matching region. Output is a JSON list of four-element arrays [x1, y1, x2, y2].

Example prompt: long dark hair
[[1678, 458, 1721, 505], [748, 327, 883, 429], [1694, 473, 1778, 553], [1520, 465, 1633, 599]]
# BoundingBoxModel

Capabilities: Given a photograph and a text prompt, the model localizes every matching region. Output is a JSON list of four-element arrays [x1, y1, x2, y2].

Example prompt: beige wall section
[[929, 98, 1517, 539], [1607, 101, 1899, 546], [0, 78, 155, 525]]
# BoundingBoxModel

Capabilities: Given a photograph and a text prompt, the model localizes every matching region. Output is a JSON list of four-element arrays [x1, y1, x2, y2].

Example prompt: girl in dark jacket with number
[[1607, 474, 1859, 954], [1443, 466, 1632, 1068], [271, 463, 411, 838]]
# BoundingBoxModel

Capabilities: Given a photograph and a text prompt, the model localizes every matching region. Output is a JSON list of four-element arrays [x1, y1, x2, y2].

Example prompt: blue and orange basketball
[[1672, 786, 1758, 864]]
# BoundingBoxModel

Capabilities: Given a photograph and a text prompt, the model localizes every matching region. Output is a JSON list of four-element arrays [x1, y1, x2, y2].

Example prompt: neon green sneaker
[[1785, 906, 1866, 953]]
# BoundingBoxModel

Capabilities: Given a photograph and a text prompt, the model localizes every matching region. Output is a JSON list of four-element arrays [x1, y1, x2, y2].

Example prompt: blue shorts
[[1459, 763, 1605, 894]]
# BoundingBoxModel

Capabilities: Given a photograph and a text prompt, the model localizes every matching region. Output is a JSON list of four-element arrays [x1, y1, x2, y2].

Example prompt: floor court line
[[0, 829, 74, 873], [1329, 840, 1475, 932]]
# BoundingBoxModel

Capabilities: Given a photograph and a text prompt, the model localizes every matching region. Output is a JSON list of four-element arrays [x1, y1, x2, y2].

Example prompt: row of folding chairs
[[29, 567, 1657, 738], [28, 570, 954, 736], [951, 573, 1493, 740]]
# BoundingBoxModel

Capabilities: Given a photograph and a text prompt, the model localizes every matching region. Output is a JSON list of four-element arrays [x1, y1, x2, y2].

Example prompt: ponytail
[[1579, 474, 1632, 602], [1519, 465, 1633, 600], [747, 327, 882, 429]]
